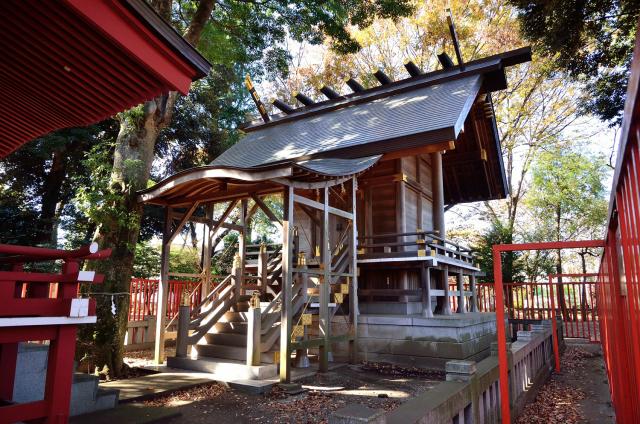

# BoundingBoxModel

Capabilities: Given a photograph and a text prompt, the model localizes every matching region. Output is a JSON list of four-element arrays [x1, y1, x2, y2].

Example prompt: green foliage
[[526, 147, 609, 242], [474, 220, 525, 283], [170, 246, 202, 275], [507, 0, 640, 124], [132, 241, 161, 278], [74, 141, 141, 247]]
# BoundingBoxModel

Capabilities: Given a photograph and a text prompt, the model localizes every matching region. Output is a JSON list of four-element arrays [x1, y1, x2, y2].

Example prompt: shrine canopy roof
[[0, 0, 211, 158], [139, 47, 531, 206]]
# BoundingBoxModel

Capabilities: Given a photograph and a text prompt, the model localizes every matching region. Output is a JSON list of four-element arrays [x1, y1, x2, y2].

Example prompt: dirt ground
[[516, 343, 615, 424], [133, 364, 444, 424]]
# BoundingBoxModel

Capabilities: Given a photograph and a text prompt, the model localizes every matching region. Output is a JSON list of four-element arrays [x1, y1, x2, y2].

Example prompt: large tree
[[507, 0, 640, 124], [87, 0, 413, 375], [525, 146, 609, 318]]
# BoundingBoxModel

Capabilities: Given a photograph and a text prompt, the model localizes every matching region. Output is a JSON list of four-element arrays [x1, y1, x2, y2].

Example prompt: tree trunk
[[37, 148, 68, 245], [78, 0, 215, 377], [86, 103, 164, 375]]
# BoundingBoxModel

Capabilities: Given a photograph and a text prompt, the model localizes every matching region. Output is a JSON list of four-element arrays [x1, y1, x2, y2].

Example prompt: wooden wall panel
[[401, 157, 418, 180], [405, 187, 418, 251], [371, 183, 396, 235], [421, 196, 434, 231]]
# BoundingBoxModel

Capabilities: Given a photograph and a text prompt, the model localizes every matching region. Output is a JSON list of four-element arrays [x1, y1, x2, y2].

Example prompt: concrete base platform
[[167, 356, 277, 381], [333, 313, 497, 370]]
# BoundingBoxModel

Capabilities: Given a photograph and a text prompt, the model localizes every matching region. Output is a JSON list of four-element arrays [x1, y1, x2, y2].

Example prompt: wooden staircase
[[168, 242, 350, 380]]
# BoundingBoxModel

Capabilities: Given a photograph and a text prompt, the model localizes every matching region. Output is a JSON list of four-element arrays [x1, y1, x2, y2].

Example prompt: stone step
[[204, 332, 247, 347], [214, 321, 248, 334], [229, 303, 250, 312], [167, 356, 277, 381], [195, 344, 278, 364], [221, 311, 279, 323]]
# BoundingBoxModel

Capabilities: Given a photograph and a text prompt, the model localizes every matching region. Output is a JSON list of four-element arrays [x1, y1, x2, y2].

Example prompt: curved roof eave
[[137, 165, 294, 204]]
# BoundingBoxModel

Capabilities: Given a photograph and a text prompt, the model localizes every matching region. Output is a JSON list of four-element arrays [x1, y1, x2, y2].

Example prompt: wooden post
[[431, 151, 445, 237], [470, 274, 478, 312], [319, 186, 331, 372], [175, 294, 190, 358], [232, 253, 242, 300], [257, 243, 268, 293], [294, 252, 310, 368], [349, 177, 359, 363], [239, 199, 248, 294], [421, 265, 433, 318], [202, 203, 214, 299], [457, 270, 466, 313], [279, 187, 294, 383], [44, 325, 77, 423], [247, 291, 262, 366], [442, 267, 452, 315], [154, 206, 172, 364]]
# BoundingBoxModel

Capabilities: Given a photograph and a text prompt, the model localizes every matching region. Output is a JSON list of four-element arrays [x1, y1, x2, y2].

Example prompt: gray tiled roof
[[212, 75, 482, 169], [295, 156, 381, 176]]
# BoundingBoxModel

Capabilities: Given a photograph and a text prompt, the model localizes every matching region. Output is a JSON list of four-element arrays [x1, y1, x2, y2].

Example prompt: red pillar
[[44, 325, 77, 424], [492, 246, 511, 423]]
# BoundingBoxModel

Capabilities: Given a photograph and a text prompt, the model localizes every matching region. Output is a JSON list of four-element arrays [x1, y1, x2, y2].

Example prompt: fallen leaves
[[516, 347, 598, 424], [360, 361, 446, 380], [143, 383, 227, 407]]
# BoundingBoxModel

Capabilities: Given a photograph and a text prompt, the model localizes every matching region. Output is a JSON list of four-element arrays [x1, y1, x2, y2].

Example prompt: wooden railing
[[357, 230, 475, 267]]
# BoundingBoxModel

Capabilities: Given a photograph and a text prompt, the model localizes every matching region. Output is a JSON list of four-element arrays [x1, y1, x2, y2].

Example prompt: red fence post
[[548, 275, 561, 373], [492, 246, 511, 424]]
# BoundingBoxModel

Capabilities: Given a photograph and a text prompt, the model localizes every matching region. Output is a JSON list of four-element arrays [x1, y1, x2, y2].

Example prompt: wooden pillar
[[319, 186, 331, 372], [202, 203, 214, 299], [247, 292, 261, 366], [421, 265, 433, 318], [349, 177, 359, 363], [441, 267, 452, 315], [431, 151, 445, 237], [239, 199, 248, 294], [279, 187, 294, 383], [44, 325, 77, 423], [457, 270, 466, 314], [470, 274, 478, 312], [397, 175, 409, 303], [294, 253, 310, 368], [154, 206, 172, 364], [176, 303, 190, 358], [0, 343, 18, 401], [257, 243, 268, 293]]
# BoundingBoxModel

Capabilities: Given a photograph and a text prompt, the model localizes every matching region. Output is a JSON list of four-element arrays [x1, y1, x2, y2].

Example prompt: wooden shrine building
[[139, 46, 531, 381]]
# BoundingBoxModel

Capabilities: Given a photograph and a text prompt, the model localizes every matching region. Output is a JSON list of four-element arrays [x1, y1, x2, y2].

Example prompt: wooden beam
[[293, 194, 353, 220], [168, 202, 199, 243], [250, 193, 283, 227], [380, 140, 455, 162], [210, 200, 239, 235]]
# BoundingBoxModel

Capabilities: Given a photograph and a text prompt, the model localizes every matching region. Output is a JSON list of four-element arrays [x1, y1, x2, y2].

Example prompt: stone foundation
[[333, 312, 497, 369]]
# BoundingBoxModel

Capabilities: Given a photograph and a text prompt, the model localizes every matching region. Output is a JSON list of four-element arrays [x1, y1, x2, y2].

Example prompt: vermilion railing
[[595, 29, 640, 421], [128, 278, 201, 321], [450, 280, 600, 342]]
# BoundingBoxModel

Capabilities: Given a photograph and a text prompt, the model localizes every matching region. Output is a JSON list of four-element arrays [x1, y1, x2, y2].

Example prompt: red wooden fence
[[128, 278, 201, 321], [595, 24, 640, 422], [450, 279, 600, 342]]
